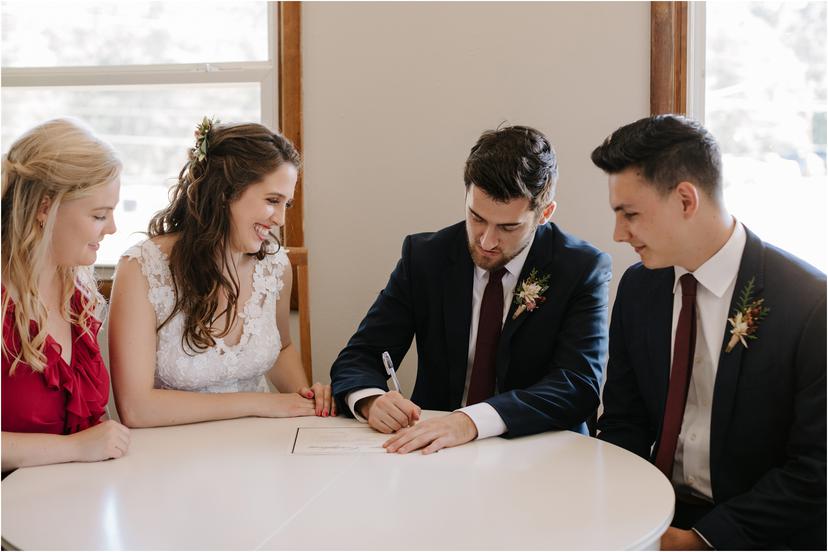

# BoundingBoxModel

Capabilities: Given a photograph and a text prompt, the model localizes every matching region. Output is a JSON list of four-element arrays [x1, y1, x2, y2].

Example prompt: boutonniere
[[726, 276, 769, 353], [512, 268, 551, 320]]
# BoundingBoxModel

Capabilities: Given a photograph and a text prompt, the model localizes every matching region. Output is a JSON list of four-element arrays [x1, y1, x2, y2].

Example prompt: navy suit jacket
[[597, 227, 826, 550], [330, 221, 611, 437]]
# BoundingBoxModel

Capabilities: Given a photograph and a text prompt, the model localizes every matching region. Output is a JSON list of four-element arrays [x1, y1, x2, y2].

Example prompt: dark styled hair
[[148, 121, 300, 352], [590, 114, 723, 199], [464, 125, 558, 211]]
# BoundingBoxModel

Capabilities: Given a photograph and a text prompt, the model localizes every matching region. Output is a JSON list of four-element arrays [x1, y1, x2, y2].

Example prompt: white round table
[[1, 412, 674, 550]]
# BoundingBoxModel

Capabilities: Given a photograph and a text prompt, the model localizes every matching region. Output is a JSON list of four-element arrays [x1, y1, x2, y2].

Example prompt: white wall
[[302, 2, 649, 391]]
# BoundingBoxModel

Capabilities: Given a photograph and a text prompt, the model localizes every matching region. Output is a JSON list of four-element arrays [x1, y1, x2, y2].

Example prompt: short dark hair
[[464, 125, 558, 211], [590, 115, 722, 199]]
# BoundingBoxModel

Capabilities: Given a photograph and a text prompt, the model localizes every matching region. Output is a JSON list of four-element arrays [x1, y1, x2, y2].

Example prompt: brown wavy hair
[[148, 122, 300, 352]]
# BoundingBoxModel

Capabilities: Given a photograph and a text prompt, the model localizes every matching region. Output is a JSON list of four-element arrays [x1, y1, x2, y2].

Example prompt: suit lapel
[[495, 225, 557, 383], [444, 230, 474, 407], [648, 267, 676, 445], [710, 227, 765, 478]]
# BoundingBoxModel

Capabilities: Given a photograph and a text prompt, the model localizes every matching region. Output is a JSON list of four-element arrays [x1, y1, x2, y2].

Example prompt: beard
[[466, 230, 533, 271]]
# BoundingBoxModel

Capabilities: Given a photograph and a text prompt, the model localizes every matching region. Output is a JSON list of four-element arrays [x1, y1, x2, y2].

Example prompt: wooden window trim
[[279, 2, 304, 248], [277, 3, 312, 381], [650, 1, 688, 115]]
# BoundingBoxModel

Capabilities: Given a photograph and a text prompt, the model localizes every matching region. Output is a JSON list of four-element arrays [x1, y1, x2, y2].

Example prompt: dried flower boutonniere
[[512, 268, 551, 320], [726, 276, 769, 353], [193, 116, 219, 162]]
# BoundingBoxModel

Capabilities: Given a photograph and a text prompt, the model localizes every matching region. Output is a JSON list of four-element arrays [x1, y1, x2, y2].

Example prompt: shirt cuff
[[692, 528, 714, 550], [346, 388, 385, 422], [456, 402, 507, 440]]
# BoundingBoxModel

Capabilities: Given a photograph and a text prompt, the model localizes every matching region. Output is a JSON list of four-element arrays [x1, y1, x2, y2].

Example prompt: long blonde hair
[[1, 118, 122, 374]]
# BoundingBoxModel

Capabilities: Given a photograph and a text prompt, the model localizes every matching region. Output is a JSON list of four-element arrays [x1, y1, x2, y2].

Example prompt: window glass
[[705, 1, 826, 271], [1, 1, 269, 67], [1, 85, 261, 265]]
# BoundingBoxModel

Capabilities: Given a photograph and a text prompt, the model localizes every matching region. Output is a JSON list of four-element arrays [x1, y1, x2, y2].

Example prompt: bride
[[108, 119, 334, 427]]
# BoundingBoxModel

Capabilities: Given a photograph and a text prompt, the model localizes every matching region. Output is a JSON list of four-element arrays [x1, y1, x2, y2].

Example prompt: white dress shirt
[[670, 220, 746, 501], [347, 234, 535, 440]]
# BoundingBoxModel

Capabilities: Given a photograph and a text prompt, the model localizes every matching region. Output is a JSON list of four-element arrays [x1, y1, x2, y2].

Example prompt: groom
[[331, 125, 611, 454], [592, 115, 826, 550]]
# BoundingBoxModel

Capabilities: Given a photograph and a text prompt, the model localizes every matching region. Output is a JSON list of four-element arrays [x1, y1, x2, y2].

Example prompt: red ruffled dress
[[2, 287, 109, 435]]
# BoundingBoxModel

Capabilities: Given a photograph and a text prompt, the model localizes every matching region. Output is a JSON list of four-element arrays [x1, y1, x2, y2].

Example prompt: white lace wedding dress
[[122, 240, 287, 393]]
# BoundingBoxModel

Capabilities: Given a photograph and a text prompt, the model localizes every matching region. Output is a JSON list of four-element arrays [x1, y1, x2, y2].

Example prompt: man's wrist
[[451, 411, 478, 441], [346, 388, 385, 421], [455, 402, 507, 440], [691, 528, 713, 550], [356, 395, 379, 419]]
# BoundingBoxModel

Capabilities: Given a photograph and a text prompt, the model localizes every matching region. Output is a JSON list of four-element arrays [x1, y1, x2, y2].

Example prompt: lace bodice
[[122, 240, 287, 393]]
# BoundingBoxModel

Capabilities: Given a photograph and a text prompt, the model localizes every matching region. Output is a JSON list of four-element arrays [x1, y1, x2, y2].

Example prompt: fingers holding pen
[[366, 391, 420, 433]]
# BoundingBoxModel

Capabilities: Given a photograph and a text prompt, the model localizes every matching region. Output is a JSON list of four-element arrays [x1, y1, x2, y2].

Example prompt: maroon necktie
[[467, 267, 507, 405], [654, 273, 698, 479]]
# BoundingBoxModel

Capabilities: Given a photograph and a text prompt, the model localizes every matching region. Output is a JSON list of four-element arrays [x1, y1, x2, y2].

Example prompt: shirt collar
[[674, 219, 746, 298], [474, 232, 536, 283]]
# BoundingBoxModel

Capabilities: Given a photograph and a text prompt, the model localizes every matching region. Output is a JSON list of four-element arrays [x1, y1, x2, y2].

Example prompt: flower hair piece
[[192, 116, 219, 162]]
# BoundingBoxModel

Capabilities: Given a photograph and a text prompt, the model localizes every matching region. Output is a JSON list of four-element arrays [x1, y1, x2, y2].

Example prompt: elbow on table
[[115, 397, 156, 428]]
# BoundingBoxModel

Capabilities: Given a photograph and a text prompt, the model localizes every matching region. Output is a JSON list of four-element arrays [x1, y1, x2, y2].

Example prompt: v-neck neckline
[[146, 239, 261, 351], [45, 323, 76, 368]]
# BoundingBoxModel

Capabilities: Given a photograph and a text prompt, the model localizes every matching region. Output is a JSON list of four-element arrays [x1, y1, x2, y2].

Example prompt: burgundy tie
[[467, 267, 507, 406], [654, 273, 698, 479]]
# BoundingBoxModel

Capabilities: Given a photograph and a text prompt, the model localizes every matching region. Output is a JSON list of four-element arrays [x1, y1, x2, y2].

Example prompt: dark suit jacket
[[330, 221, 611, 437], [597, 227, 826, 550]]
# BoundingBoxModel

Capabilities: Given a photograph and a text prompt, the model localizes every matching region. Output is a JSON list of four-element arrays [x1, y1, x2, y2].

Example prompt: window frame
[[650, 1, 688, 116], [0, 1, 306, 273], [660, 1, 827, 274]]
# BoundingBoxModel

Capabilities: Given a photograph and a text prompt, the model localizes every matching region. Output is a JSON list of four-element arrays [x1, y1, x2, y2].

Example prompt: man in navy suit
[[592, 115, 826, 550], [331, 125, 611, 454]]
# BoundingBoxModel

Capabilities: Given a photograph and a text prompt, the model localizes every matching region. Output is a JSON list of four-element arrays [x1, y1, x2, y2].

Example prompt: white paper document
[[291, 426, 389, 455]]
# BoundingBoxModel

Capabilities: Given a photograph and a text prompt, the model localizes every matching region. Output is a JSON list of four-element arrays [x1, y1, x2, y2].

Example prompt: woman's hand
[[69, 419, 131, 462], [298, 382, 337, 417], [263, 392, 316, 418]]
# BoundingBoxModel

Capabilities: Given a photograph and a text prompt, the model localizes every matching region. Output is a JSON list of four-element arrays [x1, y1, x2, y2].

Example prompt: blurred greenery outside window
[[1, 1, 277, 268], [695, 1, 826, 271]]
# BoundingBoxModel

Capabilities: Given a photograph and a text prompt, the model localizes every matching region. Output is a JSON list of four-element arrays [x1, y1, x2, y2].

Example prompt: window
[[652, 1, 826, 272], [1, 1, 279, 267], [700, 1, 826, 271]]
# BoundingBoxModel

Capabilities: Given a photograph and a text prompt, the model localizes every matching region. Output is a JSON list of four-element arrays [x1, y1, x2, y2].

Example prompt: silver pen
[[382, 351, 402, 393]]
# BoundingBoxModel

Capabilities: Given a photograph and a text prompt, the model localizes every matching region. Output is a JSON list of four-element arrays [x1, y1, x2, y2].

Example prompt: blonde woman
[[108, 120, 334, 428], [2, 119, 130, 472]]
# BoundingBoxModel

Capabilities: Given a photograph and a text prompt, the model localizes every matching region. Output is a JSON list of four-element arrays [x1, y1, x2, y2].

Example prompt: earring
[[38, 220, 44, 229]]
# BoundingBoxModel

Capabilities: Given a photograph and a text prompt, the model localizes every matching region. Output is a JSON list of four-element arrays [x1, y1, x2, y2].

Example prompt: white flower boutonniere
[[512, 268, 551, 320], [726, 277, 769, 353]]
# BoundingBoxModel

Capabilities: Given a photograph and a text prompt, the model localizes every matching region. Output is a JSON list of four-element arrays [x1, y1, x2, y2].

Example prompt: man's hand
[[383, 412, 478, 454], [358, 391, 420, 433], [660, 527, 710, 550]]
